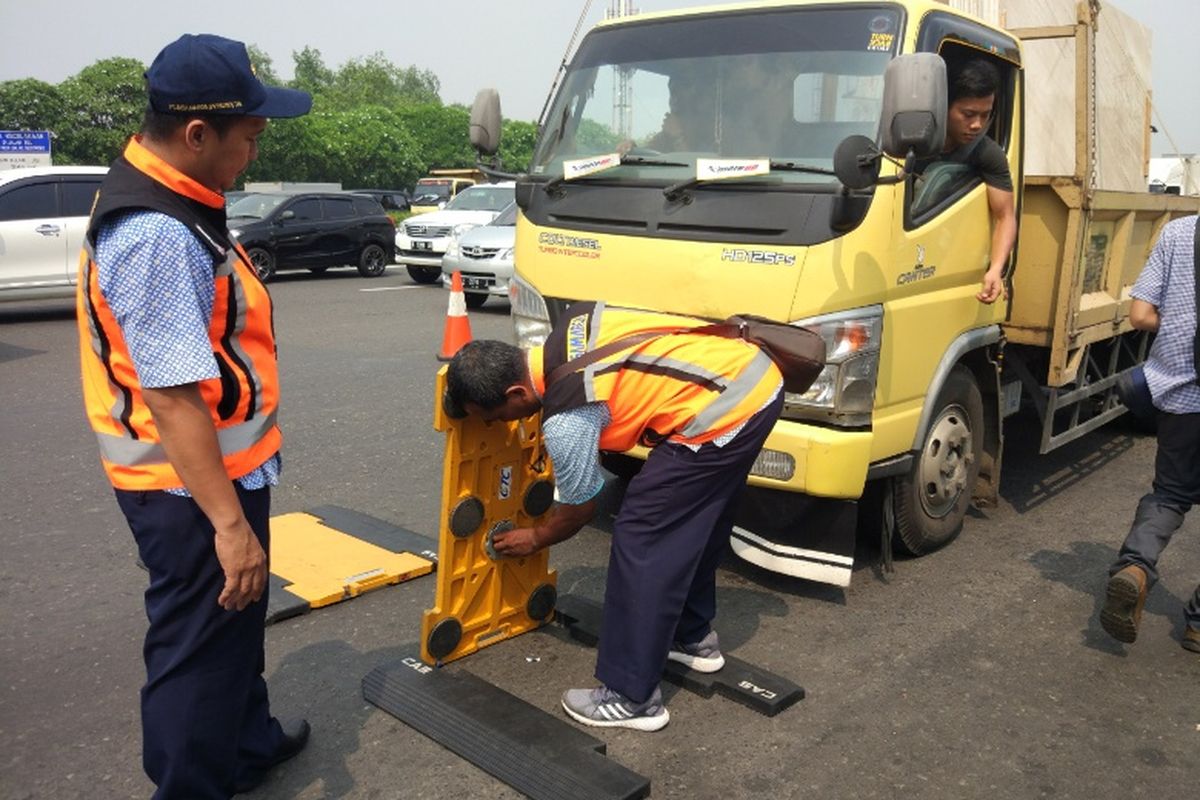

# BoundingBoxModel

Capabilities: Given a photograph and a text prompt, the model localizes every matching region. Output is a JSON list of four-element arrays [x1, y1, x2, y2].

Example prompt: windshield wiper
[[663, 160, 836, 200], [543, 154, 690, 194]]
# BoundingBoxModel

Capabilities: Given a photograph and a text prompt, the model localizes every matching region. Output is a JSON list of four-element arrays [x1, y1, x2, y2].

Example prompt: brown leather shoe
[[1183, 626, 1200, 654], [1101, 565, 1148, 643]]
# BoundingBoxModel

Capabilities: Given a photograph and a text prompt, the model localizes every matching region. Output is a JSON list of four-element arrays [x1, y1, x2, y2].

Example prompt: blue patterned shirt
[[1131, 215, 1200, 414], [94, 210, 280, 494]]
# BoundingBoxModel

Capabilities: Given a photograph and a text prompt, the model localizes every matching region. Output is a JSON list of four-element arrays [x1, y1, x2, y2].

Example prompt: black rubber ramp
[[265, 573, 311, 625], [554, 594, 805, 717], [363, 656, 650, 800]]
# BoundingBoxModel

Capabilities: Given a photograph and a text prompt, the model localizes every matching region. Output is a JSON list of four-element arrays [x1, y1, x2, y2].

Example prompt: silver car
[[440, 201, 516, 308]]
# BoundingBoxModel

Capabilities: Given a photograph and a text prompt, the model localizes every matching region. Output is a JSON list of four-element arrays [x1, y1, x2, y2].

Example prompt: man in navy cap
[[76, 34, 311, 798]]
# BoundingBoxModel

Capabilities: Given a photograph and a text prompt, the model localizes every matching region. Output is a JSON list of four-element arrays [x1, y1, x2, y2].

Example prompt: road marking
[[360, 285, 422, 293]]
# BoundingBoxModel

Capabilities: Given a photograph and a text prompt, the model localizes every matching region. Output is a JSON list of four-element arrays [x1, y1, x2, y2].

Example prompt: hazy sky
[[0, 0, 1193, 155]]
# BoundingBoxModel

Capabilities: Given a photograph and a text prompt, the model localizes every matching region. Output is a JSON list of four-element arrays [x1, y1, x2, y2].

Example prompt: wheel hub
[[918, 403, 974, 519]]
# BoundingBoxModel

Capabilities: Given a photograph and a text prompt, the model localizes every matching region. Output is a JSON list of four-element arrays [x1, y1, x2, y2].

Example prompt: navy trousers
[[1111, 410, 1200, 628], [596, 392, 784, 702], [116, 485, 285, 799]]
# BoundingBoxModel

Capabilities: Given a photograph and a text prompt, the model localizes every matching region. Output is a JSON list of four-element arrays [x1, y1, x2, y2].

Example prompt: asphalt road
[[1, 266, 1196, 800]]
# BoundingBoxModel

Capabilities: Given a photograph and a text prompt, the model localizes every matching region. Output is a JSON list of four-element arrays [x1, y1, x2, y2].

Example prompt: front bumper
[[752, 419, 872, 497], [441, 254, 515, 297], [395, 234, 448, 267]]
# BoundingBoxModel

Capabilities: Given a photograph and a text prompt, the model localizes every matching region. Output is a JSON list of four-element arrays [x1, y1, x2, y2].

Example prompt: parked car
[[0, 165, 108, 303], [224, 189, 250, 207], [440, 201, 516, 308], [226, 192, 395, 281], [395, 182, 515, 284], [351, 189, 410, 212]]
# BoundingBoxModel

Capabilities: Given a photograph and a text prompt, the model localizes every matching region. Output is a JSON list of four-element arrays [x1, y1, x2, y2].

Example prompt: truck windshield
[[531, 6, 901, 186]]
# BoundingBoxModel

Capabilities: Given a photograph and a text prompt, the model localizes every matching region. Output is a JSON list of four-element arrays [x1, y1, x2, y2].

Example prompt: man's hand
[[491, 526, 542, 558], [977, 267, 1005, 304], [214, 521, 267, 611]]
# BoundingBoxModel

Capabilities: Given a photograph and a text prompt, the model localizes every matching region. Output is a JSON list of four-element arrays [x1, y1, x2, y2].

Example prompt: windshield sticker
[[696, 158, 770, 181], [867, 32, 894, 52], [563, 153, 622, 180]]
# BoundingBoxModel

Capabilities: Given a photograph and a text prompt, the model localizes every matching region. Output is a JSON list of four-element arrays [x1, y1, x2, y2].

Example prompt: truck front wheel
[[892, 366, 983, 556]]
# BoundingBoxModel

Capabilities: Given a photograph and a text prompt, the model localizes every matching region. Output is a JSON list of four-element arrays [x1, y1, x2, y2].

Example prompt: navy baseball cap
[[146, 34, 312, 118]]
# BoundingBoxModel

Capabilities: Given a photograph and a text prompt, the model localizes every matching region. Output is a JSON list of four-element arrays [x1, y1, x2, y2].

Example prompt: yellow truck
[[468, 0, 1198, 585], [409, 168, 487, 214]]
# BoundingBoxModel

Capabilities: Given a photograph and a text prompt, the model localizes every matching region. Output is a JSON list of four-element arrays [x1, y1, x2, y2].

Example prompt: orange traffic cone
[[437, 271, 473, 361]]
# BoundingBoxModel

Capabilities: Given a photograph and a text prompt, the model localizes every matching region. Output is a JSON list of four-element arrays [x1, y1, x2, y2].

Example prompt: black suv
[[227, 192, 396, 281], [350, 189, 410, 212]]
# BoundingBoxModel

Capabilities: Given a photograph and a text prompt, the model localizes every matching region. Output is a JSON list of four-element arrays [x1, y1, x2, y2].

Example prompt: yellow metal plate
[[420, 367, 557, 665], [271, 512, 434, 608]]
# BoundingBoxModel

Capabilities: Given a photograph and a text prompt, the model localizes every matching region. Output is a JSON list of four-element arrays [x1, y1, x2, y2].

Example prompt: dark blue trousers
[[596, 392, 784, 702], [116, 485, 285, 799], [1111, 410, 1200, 628]]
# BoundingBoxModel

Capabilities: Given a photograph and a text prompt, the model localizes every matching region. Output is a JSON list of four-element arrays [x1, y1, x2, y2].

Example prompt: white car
[[0, 166, 108, 302], [395, 181, 514, 284], [441, 201, 516, 309]]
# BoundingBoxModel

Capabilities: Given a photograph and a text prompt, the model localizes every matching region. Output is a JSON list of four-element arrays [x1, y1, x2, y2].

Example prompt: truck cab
[[470, 0, 1195, 586]]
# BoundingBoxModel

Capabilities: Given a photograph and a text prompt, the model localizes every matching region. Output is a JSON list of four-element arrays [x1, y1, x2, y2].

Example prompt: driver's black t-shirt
[[914, 135, 1013, 192]]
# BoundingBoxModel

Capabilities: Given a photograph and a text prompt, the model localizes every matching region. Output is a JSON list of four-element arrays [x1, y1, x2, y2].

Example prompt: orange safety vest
[[532, 302, 781, 452], [76, 137, 281, 491]]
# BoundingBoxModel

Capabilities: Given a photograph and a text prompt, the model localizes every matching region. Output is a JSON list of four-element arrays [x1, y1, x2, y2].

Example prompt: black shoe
[[235, 718, 310, 794]]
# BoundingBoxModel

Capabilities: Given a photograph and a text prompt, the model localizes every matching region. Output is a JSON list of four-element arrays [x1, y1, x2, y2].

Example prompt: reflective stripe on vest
[[96, 410, 278, 467]]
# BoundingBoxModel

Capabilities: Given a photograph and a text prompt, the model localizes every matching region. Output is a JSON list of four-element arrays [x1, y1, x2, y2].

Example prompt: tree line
[[0, 45, 537, 191]]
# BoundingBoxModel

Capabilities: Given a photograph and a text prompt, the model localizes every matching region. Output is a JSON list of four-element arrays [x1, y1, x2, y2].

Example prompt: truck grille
[[405, 224, 452, 238]]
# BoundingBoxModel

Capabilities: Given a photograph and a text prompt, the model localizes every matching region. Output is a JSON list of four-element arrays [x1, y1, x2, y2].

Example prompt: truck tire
[[358, 243, 388, 277], [892, 366, 983, 556], [246, 247, 275, 282], [406, 265, 441, 284]]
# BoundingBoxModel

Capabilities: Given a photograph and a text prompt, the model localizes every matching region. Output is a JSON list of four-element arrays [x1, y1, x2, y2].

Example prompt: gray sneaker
[[561, 685, 670, 732], [668, 630, 725, 673]]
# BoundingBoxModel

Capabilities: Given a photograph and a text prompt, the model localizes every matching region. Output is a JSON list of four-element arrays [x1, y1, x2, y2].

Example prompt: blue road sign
[[0, 131, 52, 153]]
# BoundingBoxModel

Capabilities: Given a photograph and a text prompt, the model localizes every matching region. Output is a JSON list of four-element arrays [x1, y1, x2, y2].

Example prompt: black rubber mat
[[308, 505, 439, 564], [363, 655, 650, 800], [554, 594, 805, 717]]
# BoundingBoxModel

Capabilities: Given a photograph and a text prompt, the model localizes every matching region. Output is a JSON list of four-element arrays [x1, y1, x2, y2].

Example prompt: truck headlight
[[444, 237, 459, 258], [510, 273, 551, 348], [782, 305, 882, 427]]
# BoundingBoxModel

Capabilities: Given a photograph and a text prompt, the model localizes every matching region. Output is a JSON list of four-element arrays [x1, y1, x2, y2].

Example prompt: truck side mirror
[[879, 53, 946, 159], [470, 89, 503, 156], [833, 135, 882, 190]]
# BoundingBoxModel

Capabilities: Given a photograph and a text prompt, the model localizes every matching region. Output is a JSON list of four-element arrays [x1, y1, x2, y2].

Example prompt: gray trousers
[[1111, 410, 1200, 627]]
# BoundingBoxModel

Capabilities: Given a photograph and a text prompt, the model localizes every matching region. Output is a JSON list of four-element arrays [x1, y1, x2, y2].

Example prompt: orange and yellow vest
[[76, 137, 281, 491], [532, 301, 781, 452]]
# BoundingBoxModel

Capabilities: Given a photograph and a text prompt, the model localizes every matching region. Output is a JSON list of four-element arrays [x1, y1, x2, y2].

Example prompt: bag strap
[[544, 331, 665, 388]]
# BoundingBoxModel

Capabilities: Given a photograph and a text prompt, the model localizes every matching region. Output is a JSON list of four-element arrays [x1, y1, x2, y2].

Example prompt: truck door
[[886, 18, 1021, 406]]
